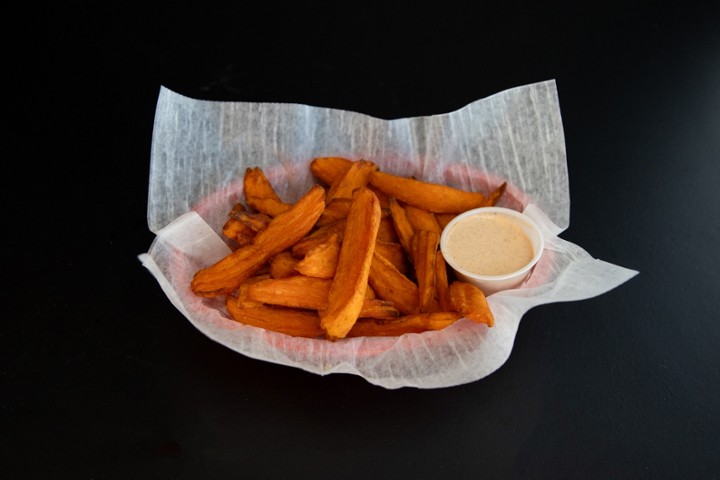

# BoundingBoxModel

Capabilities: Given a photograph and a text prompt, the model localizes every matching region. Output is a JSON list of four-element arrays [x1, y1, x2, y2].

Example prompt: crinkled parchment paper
[[138, 80, 638, 389]]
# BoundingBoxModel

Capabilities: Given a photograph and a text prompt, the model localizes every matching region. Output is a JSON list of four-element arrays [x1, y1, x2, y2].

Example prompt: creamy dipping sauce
[[442, 212, 535, 276]]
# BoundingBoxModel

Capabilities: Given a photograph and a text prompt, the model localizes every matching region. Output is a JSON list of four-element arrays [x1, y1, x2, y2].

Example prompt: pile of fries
[[191, 157, 507, 341]]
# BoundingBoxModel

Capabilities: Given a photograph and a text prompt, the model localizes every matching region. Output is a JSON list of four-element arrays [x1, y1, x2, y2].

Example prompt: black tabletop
[[7, 2, 720, 479]]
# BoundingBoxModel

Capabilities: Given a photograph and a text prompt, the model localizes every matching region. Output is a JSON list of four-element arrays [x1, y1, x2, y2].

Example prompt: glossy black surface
[[8, 2, 720, 479]]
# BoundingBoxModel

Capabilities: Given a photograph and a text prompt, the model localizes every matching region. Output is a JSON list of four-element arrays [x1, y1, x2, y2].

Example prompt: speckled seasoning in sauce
[[443, 212, 534, 276]]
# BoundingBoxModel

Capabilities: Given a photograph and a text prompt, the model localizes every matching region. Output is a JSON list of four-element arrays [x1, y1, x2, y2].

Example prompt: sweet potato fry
[[449, 281, 494, 327], [434, 250, 452, 311], [316, 198, 352, 226], [225, 295, 325, 338], [247, 275, 332, 310], [434, 212, 457, 230], [347, 312, 461, 337], [325, 159, 378, 203], [358, 299, 401, 320], [269, 251, 300, 279], [294, 233, 340, 279], [370, 170, 493, 213], [309, 157, 353, 185], [191, 184, 325, 297], [374, 241, 411, 275], [404, 204, 441, 234], [245, 274, 396, 319], [377, 216, 400, 243], [320, 187, 381, 340], [235, 211, 272, 232], [243, 167, 292, 217], [292, 218, 347, 257], [368, 251, 419, 315], [412, 230, 440, 312], [388, 197, 415, 257]]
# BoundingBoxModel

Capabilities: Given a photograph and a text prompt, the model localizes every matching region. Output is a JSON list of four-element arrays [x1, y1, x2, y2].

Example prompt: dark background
[[6, 1, 719, 479]]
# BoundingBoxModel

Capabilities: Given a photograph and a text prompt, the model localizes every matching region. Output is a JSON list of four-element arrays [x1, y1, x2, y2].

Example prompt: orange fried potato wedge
[[269, 251, 300, 279], [368, 251, 420, 315], [247, 275, 332, 310], [295, 233, 341, 279], [388, 197, 415, 257], [434, 250, 452, 311], [449, 281, 494, 327], [374, 241, 411, 275], [243, 167, 292, 217], [292, 218, 346, 257], [412, 230, 440, 313], [325, 159, 378, 203], [358, 299, 401, 320], [309, 157, 353, 185], [404, 203, 441, 234], [191, 185, 325, 297], [316, 198, 352, 226], [320, 187, 382, 340], [225, 296, 325, 338], [370, 170, 491, 213], [434, 212, 457, 230], [347, 311, 461, 337]]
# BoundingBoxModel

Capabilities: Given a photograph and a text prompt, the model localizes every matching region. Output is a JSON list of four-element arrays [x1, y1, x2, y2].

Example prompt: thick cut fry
[[292, 218, 346, 257], [388, 197, 415, 256], [374, 241, 411, 275], [358, 299, 401, 320], [222, 203, 256, 247], [435, 212, 457, 230], [412, 230, 440, 312], [347, 312, 461, 337], [225, 295, 324, 338], [317, 198, 352, 226], [269, 251, 299, 279], [191, 185, 325, 297], [295, 233, 340, 278], [320, 187, 381, 340], [245, 275, 397, 319], [235, 211, 272, 232], [309, 157, 353, 185], [325, 159, 378, 203], [377, 216, 400, 243], [449, 281, 494, 327], [370, 170, 493, 213], [368, 251, 419, 315], [404, 204, 441, 234], [247, 275, 332, 310], [243, 167, 292, 217], [434, 250, 452, 311]]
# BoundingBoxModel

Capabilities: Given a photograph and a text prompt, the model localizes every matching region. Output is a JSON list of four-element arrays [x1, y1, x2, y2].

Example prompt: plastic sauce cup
[[440, 207, 544, 295]]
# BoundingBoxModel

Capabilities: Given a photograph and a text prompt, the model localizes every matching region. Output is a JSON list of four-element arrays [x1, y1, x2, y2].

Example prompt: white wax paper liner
[[139, 80, 638, 389]]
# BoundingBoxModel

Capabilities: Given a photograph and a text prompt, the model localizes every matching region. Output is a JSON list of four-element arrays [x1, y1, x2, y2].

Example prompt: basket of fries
[[140, 80, 637, 389]]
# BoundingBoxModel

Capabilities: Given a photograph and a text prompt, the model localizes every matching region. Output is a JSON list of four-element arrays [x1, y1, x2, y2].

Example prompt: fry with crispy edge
[[243, 167, 292, 217], [412, 230, 440, 313], [368, 251, 420, 315], [294, 233, 340, 279], [325, 159, 378, 203], [245, 275, 399, 320], [225, 295, 325, 338], [404, 204, 441, 234], [449, 281, 494, 327], [320, 187, 381, 340], [347, 312, 461, 337], [388, 197, 415, 257], [434, 250, 452, 311], [370, 170, 496, 213], [191, 184, 325, 297], [310, 157, 353, 185]]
